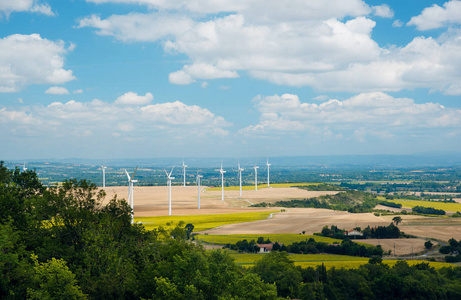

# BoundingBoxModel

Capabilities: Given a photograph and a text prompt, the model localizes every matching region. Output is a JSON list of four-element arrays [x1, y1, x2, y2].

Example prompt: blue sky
[[1, 0, 461, 159]]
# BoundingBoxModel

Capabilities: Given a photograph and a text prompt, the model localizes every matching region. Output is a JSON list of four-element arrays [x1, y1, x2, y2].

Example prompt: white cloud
[[78, 0, 461, 94], [0, 0, 54, 17], [45, 86, 70, 95], [408, 0, 461, 30], [0, 95, 231, 140], [114, 92, 153, 105], [242, 92, 461, 139], [77, 13, 194, 42], [372, 4, 393, 18], [392, 20, 403, 27], [0, 34, 75, 93], [73, 89, 84, 94]]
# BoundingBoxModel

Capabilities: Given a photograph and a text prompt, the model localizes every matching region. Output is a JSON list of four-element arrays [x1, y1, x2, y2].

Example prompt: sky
[[1, 0, 461, 159]]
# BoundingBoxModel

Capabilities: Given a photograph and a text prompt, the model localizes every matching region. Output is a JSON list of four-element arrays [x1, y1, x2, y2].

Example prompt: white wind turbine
[[196, 172, 203, 209], [253, 164, 259, 191], [219, 162, 226, 201], [238, 162, 244, 197], [23, 161, 27, 172], [266, 158, 271, 187], [125, 167, 138, 224], [165, 166, 175, 215], [182, 160, 187, 187], [101, 166, 107, 189]]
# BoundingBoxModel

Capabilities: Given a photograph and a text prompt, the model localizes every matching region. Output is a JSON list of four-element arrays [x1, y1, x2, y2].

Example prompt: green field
[[229, 253, 450, 269], [196, 233, 343, 245], [206, 182, 320, 191], [388, 199, 461, 212], [136, 211, 277, 231]]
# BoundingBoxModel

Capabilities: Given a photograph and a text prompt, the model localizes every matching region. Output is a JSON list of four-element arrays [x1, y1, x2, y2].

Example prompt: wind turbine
[[165, 166, 175, 215], [238, 162, 244, 197], [253, 164, 259, 191], [182, 160, 187, 187], [196, 172, 203, 209], [219, 162, 226, 201], [266, 158, 271, 187], [125, 167, 138, 224], [23, 161, 27, 172], [101, 166, 107, 189]]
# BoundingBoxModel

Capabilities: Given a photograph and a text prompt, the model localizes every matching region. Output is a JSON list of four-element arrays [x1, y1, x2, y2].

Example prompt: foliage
[[412, 205, 446, 215], [380, 200, 402, 209], [251, 190, 381, 213], [195, 233, 342, 245]]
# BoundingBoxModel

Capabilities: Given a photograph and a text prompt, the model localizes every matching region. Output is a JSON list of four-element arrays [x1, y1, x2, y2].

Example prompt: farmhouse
[[257, 243, 273, 253], [346, 230, 363, 238]]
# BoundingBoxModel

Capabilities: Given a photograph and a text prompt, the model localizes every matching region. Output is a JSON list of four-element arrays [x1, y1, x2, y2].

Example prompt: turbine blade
[[132, 166, 138, 179], [125, 169, 131, 181], [169, 166, 175, 176]]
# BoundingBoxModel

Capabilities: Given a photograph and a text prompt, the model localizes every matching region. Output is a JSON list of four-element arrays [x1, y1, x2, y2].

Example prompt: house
[[346, 230, 363, 238], [257, 243, 274, 253]]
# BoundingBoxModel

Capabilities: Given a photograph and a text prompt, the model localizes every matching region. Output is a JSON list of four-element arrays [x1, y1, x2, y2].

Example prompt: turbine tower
[[219, 162, 226, 201], [253, 164, 259, 191], [196, 172, 203, 209], [238, 162, 244, 197], [182, 160, 187, 187], [165, 166, 175, 216], [23, 161, 27, 172], [266, 158, 271, 187], [101, 166, 107, 189], [124, 167, 138, 224]]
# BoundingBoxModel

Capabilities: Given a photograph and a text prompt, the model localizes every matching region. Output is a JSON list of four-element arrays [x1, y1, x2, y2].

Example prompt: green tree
[[425, 241, 434, 250], [392, 216, 402, 226], [251, 251, 302, 298], [27, 255, 87, 300]]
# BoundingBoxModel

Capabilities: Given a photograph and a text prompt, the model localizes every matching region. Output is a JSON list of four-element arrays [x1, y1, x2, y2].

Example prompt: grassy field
[[387, 199, 461, 212], [206, 182, 321, 191], [136, 211, 278, 231], [229, 253, 450, 269], [196, 233, 343, 245]]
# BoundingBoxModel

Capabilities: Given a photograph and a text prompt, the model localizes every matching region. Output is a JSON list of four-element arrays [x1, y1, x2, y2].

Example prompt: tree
[[424, 241, 434, 250], [392, 216, 402, 226], [27, 255, 87, 300], [185, 223, 194, 240]]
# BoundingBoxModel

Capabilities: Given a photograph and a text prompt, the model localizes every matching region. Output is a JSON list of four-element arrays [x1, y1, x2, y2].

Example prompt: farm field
[[229, 253, 450, 269], [136, 211, 277, 231], [388, 199, 461, 212], [195, 233, 343, 245], [103, 185, 461, 253]]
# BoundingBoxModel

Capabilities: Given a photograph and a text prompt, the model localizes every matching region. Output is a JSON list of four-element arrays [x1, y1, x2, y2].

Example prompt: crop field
[[229, 253, 450, 269], [206, 182, 320, 191], [136, 211, 277, 231], [195, 233, 343, 245], [388, 199, 461, 211]]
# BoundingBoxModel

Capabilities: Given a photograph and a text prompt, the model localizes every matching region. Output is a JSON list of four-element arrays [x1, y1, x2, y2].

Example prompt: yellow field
[[388, 199, 461, 212], [196, 234, 343, 245], [206, 182, 320, 191], [136, 211, 278, 231], [229, 253, 450, 269]]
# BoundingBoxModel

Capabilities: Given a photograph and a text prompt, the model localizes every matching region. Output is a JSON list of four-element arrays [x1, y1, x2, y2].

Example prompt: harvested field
[[201, 208, 389, 235], [362, 238, 429, 256], [102, 186, 337, 216]]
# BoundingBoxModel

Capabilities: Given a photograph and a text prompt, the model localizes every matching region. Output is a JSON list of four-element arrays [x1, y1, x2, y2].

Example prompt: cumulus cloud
[[0, 0, 54, 17], [0, 34, 75, 93], [408, 0, 461, 30], [242, 92, 461, 139], [372, 4, 394, 18], [0, 95, 231, 141], [114, 92, 153, 105], [78, 0, 461, 95], [45, 86, 70, 95]]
